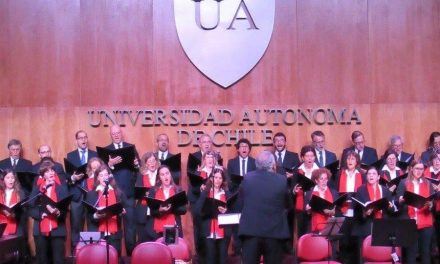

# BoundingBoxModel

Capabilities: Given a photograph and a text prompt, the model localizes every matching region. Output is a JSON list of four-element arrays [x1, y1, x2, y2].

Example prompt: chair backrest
[[297, 233, 331, 261], [362, 235, 401, 262], [132, 242, 174, 264], [76, 243, 118, 264], [156, 237, 192, 261]]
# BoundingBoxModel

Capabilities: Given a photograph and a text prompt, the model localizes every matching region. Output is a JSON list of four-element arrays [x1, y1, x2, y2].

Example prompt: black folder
[[16, 171, 39, 192], [202, 192, 238, 216], [187, 153, 201, 172], [146, 191, 188, 210], [82, 201, 124, 217], [397, 153, 415, 171], [309, 193, 348, 213], [379, 173, 408, 187], [0, 198, 28, 214], [351, 197, 389, 211], [325, 160, 340, 177], [425, 177, 440, 185], [229, 173, 244, 185], [161, 153, 181, 172], [64, 158, 88, 177], [294, 173, 315, 192], [361, 158, 384, 171], [38, 194, 73, 214], [187, 170, 209, 187], [96, 145, 137, 171], [134, 186, 152, 200], [403, 191, 438, 209]]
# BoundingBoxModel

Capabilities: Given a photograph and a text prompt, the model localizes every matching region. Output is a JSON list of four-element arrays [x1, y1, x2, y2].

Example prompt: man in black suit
[[156, 133, 173, 161], [32, 145, 67, 182], [65, 130, 98, 255], [226, 138, 256, 256], [0, 139, 32, 171], [238, 150, 291, 264], [272, 132, 300, 176], [311, 130, 337, 167], [388, 135, 412, 162], [104, 124, 139, 255], [341, 130, 378, 167], [421, 131, 440, 165]]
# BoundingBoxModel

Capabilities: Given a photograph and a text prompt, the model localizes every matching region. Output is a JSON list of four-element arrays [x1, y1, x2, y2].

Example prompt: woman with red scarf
[[380, 149, 405, 193], [335, 150, 365, 264], [149, 165, 187, 239], [85, 165, 127, 255], [134, 152, 159, 243], [196, 168, 230, 264], [425, 152, 440, 254], [0, 169, 25, 236], [29, 161, 69, 264], [397, 159, 435, 264]]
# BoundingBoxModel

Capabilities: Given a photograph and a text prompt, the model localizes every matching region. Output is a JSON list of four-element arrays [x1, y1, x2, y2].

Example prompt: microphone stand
[[103, 182, 110, 264]]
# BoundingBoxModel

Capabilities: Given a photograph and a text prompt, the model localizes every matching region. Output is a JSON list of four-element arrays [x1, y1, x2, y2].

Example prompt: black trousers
[[241, 235, 284, 264], [123, 198, 135, 255], [403, 227, 433, 264], [70, 200, 84, 254], [35, 235, 65, 264], [205, 237, 229, 264]]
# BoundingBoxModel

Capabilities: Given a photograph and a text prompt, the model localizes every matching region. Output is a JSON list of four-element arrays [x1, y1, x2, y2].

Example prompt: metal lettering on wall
[[87, 108, 361, 147], [174, 0, 275, 88]]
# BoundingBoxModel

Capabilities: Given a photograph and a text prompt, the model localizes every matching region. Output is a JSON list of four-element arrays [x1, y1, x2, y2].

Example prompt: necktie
[[80, 150, 86, 165], [161, 152, 165, 160], [241, 159, 246, 176], [277, 151, 282, 167], [318, 150, 324, 167], [12, 159, 17, 169]]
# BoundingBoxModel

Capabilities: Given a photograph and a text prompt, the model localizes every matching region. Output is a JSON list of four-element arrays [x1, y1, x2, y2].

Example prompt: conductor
[[238, 150, 291, 264]]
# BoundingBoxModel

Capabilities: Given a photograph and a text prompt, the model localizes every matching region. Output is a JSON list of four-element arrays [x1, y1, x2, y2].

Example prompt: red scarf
[[36, 174, 62, 187], [86, 178, 94, 191], [424, 168, 440, 211], [381, 170, 403, 182], [140, 173, 155, 205], [311, 189, 333, 231], [367, 184, 383, 219], [40, 186, 58, 236], [98, 189, 118, 233], [295, 169, 306, 211], [339, 170, 362, 214], [406, 180, 433, 229], [153, 187, 176, 233], [209, 190, 225, 238], [0, 190, 19, 235]]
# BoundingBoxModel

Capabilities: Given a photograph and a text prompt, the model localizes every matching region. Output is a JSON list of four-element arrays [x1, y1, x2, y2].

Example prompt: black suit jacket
[[341, 146, 378, 166], [238, 169, 291, 239], [227, 156, 257, 193], [352, 184, 393, 237], [0, 157, 33, 172], [421, 148, 435, 165], [66, 149, 98, 201], [275, 150, 300, 175], [157, 151, 174, 161], [28, 183, 69, 237], [105, 142, 140, 198]]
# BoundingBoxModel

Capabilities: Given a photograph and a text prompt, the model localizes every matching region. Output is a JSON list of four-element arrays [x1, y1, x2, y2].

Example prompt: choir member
[[397, 159, 435, 264], [388, 135, 412, 162], [196, 167, 230, 264], [272, 132, 300, 175], [424, 153, 440, 256], [335, 150, 365, 264], [149, 165, 186, 239], [292, 145, 320, 238], [85, 164, 127, 255], [0, 169, 26, 236], [134, 152, 159, 243], [305, 168, 338, 232], [341, 130, 378, 167], [311, 130, 337, 167], [29, 161, 70, 264], [0, 139, 33, 190], [421, 131, 440, 165], [380, 149, 405, 193]]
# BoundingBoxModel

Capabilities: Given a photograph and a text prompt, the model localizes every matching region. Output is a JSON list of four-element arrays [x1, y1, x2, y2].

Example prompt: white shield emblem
[[174, 0, 275, 88]]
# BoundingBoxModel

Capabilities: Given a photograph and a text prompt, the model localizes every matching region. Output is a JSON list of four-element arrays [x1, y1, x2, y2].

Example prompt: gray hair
[[389, 135, 404, 145], [256, 150, 276, 172]]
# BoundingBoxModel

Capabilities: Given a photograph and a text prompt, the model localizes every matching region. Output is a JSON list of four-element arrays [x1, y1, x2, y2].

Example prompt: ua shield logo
[[174, 0, 275, 88]]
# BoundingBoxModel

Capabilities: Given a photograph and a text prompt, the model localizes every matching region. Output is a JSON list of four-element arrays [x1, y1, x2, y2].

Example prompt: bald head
[[110, 125, 123, 144]]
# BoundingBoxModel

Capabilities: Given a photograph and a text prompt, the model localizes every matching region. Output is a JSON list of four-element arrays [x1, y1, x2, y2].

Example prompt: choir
[[0, 127, 440, 264]]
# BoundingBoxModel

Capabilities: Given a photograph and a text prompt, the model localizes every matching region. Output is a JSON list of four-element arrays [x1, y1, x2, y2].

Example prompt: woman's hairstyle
[[311, 168, 331, 183], [0, 169, 22, 196], [86, 157, 105, 177], [300, 145, 315, 158], [140, 152, 159, 175], [39, 160, 55, 177], [155, 165, 177, 188], [341, 150, 360, 169]]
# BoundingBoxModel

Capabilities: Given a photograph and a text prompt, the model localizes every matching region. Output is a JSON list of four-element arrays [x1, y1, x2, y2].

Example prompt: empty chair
[[131, 242, 174, 264], [362, 235, 401, 264], [76, 243, 118, 264], [156, 237, 192, 263], [297, 233, 341, 264]]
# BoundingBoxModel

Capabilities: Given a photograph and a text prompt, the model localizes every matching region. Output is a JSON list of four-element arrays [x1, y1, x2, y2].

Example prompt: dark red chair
[[156, 237, 192, 263], [362, 235, 401, 264], [131, 242, 174, 264], [76, 243, 118, 264], [297, 233, 341, 264]]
